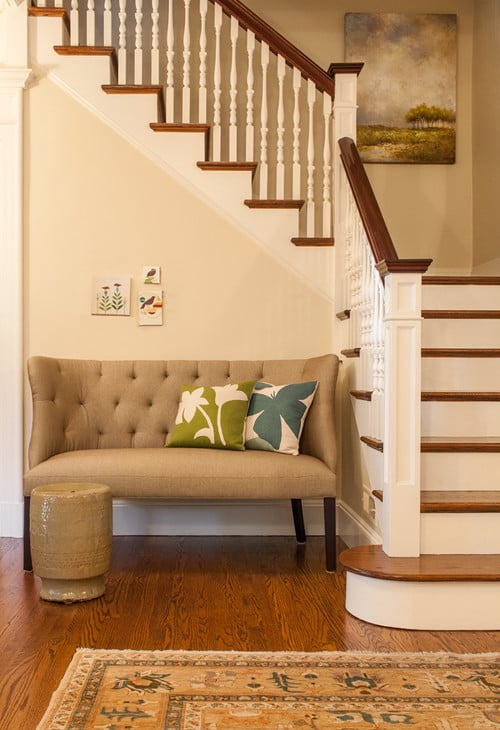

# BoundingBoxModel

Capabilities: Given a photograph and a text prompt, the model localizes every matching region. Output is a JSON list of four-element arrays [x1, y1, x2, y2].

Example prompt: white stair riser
[[345, 572, 500, 630], [422, 357, 500, 390], [423, 284, 500, 310], [422, 318, 500, 348], [422, 401, 500, 438], [421, 451, 500, 490], [420, 512, 500, 553], [28, 16, 68, 65]]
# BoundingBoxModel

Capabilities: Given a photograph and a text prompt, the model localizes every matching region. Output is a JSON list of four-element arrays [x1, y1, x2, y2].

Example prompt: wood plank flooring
[[1, 536, 499, 729]]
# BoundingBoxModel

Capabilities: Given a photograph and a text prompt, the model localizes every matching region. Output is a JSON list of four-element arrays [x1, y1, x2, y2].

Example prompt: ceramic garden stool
[[30, 482, 112, 603]]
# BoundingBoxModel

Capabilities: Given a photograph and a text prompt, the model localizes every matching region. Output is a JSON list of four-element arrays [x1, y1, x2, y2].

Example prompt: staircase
[[25, 1, 500, 630], [336, 143, 500, 629], [27, 0, 362, 300]]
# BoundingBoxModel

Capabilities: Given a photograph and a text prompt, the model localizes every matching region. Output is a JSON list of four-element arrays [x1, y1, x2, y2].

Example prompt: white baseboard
[[111, 499, 326, 536], [337, 499, 380, 548], [2, 497, 376, 542], [0, 501, 24, 538]]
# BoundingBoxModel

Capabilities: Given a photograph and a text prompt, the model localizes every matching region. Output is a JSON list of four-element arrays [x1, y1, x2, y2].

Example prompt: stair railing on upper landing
[[31, 0, 361, 240], [337, 137, 432, 556]]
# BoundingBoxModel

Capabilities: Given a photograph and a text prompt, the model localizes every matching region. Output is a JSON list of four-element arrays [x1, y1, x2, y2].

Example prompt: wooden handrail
[[213, 0, 334, 95], [339, 136, 432, 275]]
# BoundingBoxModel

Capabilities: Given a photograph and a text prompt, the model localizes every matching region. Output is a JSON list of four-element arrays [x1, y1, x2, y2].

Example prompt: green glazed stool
[[30, 483, 112, 603]]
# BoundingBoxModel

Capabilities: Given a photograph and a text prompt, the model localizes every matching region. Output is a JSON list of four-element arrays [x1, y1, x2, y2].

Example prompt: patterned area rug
[[37, 649, 500, 729]]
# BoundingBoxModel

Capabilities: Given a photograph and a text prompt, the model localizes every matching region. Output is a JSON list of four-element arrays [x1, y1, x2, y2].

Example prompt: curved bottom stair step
[[340, 544, 500, 581]]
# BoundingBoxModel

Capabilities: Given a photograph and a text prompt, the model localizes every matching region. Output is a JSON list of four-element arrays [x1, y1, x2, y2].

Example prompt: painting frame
[[344, 13, 457, 164]]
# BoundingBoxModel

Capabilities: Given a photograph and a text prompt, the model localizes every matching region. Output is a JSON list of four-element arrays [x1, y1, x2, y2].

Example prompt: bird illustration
[[146, 268, 156, 278], [140, 295, 156, 310]]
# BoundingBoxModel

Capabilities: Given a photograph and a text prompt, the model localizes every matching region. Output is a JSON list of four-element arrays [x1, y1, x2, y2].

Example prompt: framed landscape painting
[[344, 13, 457, 164]]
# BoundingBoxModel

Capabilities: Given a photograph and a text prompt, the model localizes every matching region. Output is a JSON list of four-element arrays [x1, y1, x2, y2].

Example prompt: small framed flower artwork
[[138, 290, 163, 325], [92, 278, 131, 316]]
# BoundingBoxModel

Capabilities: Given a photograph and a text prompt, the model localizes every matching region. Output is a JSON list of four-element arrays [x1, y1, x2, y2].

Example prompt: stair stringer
[[28, 15, 334, 302]]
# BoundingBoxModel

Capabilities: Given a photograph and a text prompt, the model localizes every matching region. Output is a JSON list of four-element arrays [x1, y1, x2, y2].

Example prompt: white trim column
[[0, 2, 31, 537], [381, 272, 422, 556]]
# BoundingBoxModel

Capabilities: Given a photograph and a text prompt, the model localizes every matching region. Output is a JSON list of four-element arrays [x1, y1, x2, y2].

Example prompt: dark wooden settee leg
[[24, 496, 33, 572], [291, 499, 306, 543], [324, 497, 336, 572]]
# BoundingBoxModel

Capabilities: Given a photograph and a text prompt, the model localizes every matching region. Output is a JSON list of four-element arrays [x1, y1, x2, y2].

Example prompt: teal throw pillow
[[245, 381, 318, 455], [167, 381, 256, 450]]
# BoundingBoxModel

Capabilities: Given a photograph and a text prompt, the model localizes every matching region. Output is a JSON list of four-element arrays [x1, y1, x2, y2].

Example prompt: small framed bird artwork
[[138, 290, 163, 325], [143, 266, 161, 284]]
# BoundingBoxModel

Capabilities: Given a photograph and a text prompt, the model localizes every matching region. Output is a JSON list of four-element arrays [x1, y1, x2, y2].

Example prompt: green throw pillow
[[244, 381, 318, 455], [167, 381, 256, 450]]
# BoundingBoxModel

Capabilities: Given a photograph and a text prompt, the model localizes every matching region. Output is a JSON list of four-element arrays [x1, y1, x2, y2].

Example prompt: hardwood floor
[[1, 535, 499, 729]]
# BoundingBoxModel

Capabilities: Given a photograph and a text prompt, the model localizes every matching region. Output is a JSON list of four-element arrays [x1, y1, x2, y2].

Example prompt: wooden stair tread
[[422, 309, 500, 319], [421, 491, 500, 512], [373, 489, 500, 512], [197, 161, 257, 172], [102, 84, 162, 94], [54, 45, 115, 56], [421, 437, 500, 452], [423, 276, 500, 285], [345, 347, 500, 358], [355, 390, 500, 401], [362, 436, 500, 452], [150, 123, 210, 133], [244, 199, 304, 209], [350, 390, 372, 401], [422, 348, 500, 357], [360, 436, 383, 451], [291, 237, 334, 247], [28, 7, 67, 18], [422, 391, 500, 401], [340, 348, 360, 358], [340, 545, 500, 581]]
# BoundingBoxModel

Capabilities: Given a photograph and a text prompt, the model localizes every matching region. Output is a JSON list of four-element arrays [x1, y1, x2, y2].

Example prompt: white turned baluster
[[276, 54, 286, 199], [103, 0, 112, 46], [245, 31, 255, 161], [55, 0, 63, 6], [292, 67, 301, 199], [165, 0, 175, 122], [86, 0, 95, 46], [118, 0, 127, 83], [322, 92, 332, 236], [134, 0, 143, 84], [182, 0, 191, 122], [229, 16, 239, 161], [198, 0, 208, 123], [151, 0, 160, 84], [259, 42, 269, 199], [70, 0, 79, 45], [306, 79, 316, 236], [212, 3, 222, 161]]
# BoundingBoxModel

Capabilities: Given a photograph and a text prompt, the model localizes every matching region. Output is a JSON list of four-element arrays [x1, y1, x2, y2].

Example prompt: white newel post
[[332, 72, 358, 317], [0, 0, 31, 537], [381, 271, 422, 556]]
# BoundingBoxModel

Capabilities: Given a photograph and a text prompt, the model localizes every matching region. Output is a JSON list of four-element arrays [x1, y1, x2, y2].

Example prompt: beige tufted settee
[[23, 354, 339, 572]]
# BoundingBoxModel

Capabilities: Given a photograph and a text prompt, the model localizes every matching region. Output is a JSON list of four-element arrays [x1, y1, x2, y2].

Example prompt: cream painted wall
[[246, 0, 475, 273], [25, 78, 334, 362], [472, 0, 500, 272]]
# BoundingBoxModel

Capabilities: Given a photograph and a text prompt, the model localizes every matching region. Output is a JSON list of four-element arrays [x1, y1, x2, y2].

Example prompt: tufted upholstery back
[[27, 355, 338, 471]]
